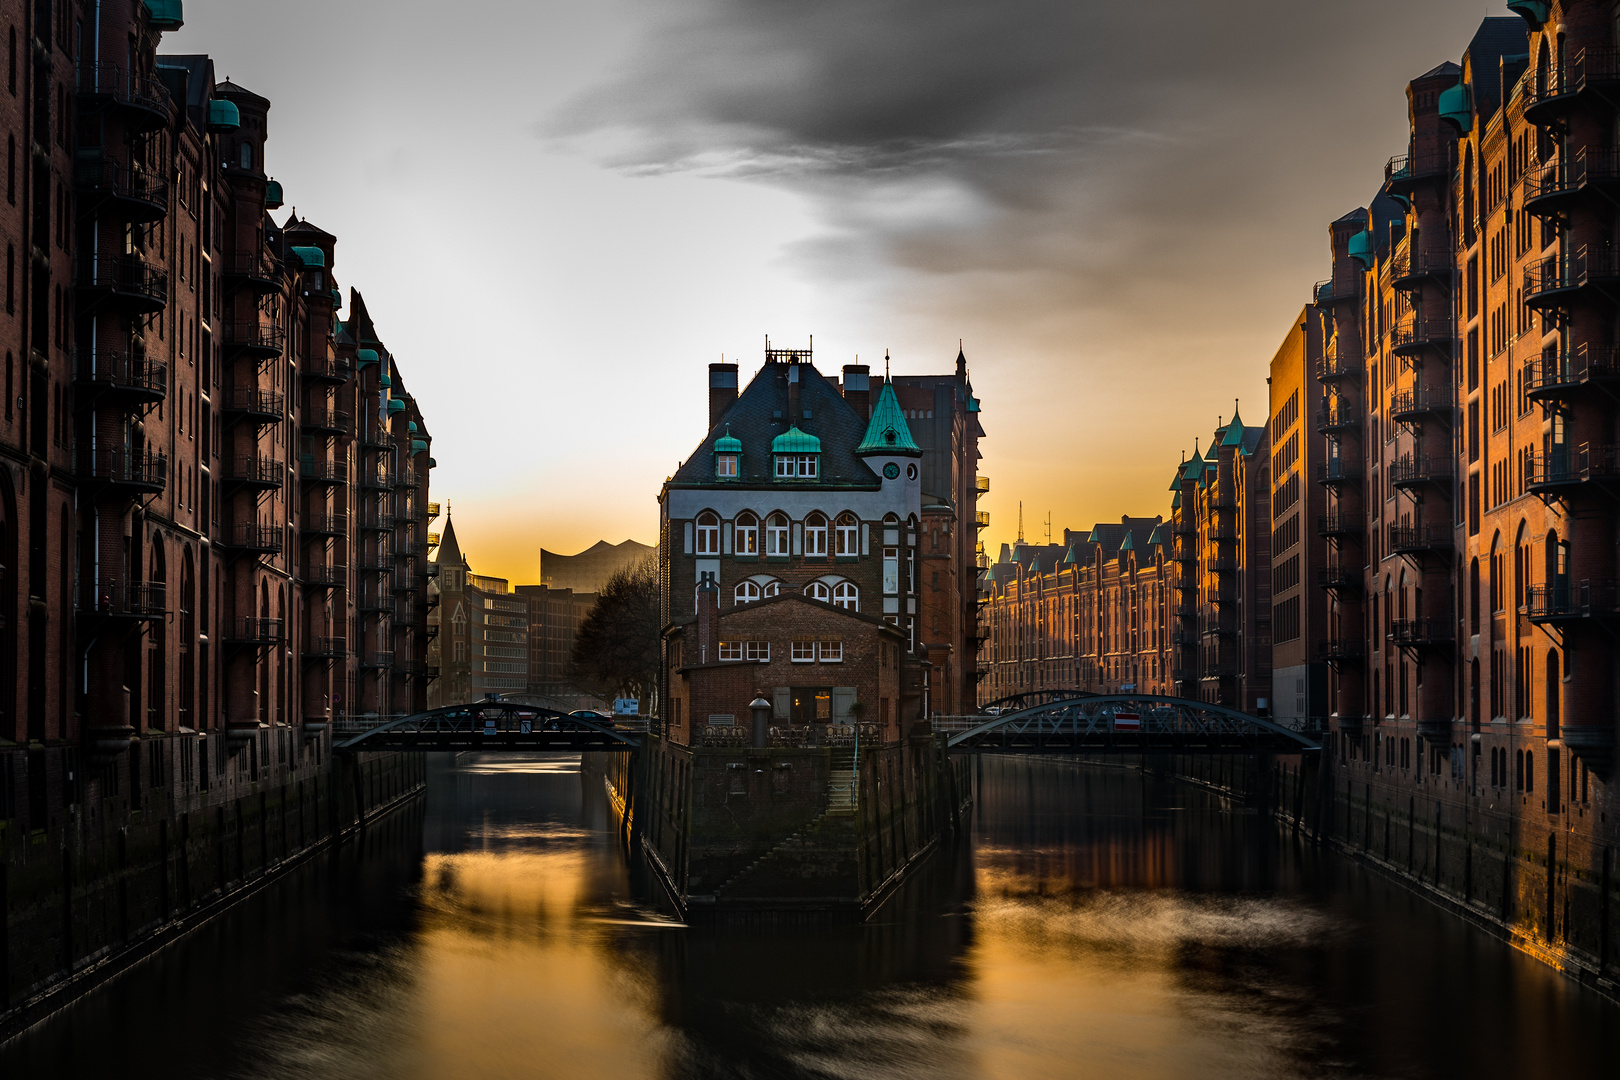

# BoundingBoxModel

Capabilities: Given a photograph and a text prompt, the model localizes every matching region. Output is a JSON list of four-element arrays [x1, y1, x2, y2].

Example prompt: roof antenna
[[885, 350, 890, 380]]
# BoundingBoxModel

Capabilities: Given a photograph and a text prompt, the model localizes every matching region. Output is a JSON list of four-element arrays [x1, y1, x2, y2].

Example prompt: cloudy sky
[[181, 0, 1504, 580]]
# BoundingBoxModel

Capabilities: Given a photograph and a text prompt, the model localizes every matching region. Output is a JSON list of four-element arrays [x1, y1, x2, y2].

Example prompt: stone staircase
[[714, 752, 862, 899], [827, 746, 857, 814]]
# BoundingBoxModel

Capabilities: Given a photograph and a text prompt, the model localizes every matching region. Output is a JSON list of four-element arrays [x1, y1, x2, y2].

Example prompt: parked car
[[569, 709, 615, 728]]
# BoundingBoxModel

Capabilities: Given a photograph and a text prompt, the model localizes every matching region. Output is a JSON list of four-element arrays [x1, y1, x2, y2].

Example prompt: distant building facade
[[515, 584, 597, 698], [539, 539, 652, 592]]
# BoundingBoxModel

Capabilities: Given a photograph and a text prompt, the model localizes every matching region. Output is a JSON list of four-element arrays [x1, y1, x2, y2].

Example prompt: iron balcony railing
[[223, 320, 285, 354], [221, 250, 276, 283], [1389, 455, 1452, 489], [1384, 150, 1449, 190], [226, 617, 285, 645], [975, 510, 990, 528], [1524, 245, 1620, 307], [359, 597, 398, 619], [1317, 564, 1360, 593], [93, 580, 167, 620], [302, 407, 351, 435], [1318, 512, 1364, 537], [1527, 443, 1620, 491], [1315, 344, 1360, 382], [223, 522, 282, 553], [399, 660, 427, 676], [76, 254, 168, 307], [1522, 149, 1620, 207], [75, 62, 173, 122], [361, 470, 393, 490], [975, 475, 990, 493], [305, 356, 352, 382], [394, 470, 419, 490], [1526, 579, 1620, 622], [74, 155, 169, 217], [302, 564, 347, 588], [78, 447, 167, 491], [221, 385, 285, 420], [1390, 386, 1454, 423], [1388, 523, 1453, 554], [359, 651, 396, 669], [396, 540, 422, 558], [224, 455, 283, 488], [74, 347, 166, 400], [1313, 277, 1357, 305], [305, 636, 347, 660], [361, 512, 397, 532], [426, 502, 442, 518], [1524, 48, 1620, 116], [1389, 247, 1453, 287], [1318, 637, 1363, 662], [1389, 618, 1454, 647], [1316, 402, 1359, 433], [1316, 460, 1361, 486], [1524, 343, 1620, 400], [299, 456, 348, 485], [1389, 315, 1454, 354], [303, 514, 347, 537]]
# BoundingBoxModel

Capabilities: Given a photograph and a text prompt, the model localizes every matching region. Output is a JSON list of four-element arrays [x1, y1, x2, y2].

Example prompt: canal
[[6, 753, 1617, 1078]]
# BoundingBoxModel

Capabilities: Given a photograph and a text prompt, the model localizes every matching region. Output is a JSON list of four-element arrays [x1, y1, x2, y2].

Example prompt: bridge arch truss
[[947, 695, 1321, 755]]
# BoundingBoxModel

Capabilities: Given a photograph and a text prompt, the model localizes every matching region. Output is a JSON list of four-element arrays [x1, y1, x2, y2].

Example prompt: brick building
[[659, 344, 933, 743], [515, 583, 597, 698], [0, 2, 432, 843]]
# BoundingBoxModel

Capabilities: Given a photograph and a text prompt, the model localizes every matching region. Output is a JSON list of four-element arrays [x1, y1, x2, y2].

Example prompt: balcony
[[225, 617, 285, 647], [224, 455, 283, 492], [1384, 151, 1449, 196], [220, 522, 282, 554], [1389, 248, 1453, 290], [1389, 315, 1454, 357], [74, 156, 169, 222], [1390, 618, 1454, 649], [1317, 564, 1361, 594], [359, 651, 396, 669], [305, 356, 352, 383], [1312, 277, 1358, 307], [427, 531, 441, 548], [1390, 386, 1454, 426], [396, 540, 422, 558], [399, 660, 428, 677], [1524, 246, 1620, 311], [1526, 579, 1620, 624], [362, 424, 394, 450], [1527, 443, 1620, 497], [1315, 402, 1359, 434], [304, 636, 347, 661], [221, 251, 278, 293], [75, 63, 173, 131], [1318, 512, 1364, 538], [1315, 345, 1360, 383], [1316, 460, 1361, 487], [1524, 343, 1620, 404], [74, 348, 166, 405], [358, 554, 394, 574], [76, 255, 168, 314], [224, 320, 286, 360], [394, 470, 419, 490], [78, 448, 167, 494], [303, 514, 347, 538], [302, 407, 351, 436], [1389, 455, 1452, 491], [975, 510, 990, 529], [1318, 637, 1364, 663], [362, 512, 397, 533], [302, 564, 347, 588], [426, 502, 442, 519], [92, 580, 166, 622], [221, 386, 284, 426], [360, 469, 393, 491], [975, 475, 990, 493], [298, 456, 348, 486], [1388, 523, 1453, 556], [1523, 48, 1620, 126]]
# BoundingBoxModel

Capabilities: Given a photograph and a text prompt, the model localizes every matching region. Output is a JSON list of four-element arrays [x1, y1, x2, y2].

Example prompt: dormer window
[[775, 454, 818, 479], [716, 454, 739, 478], [713, 426, 742, 480]]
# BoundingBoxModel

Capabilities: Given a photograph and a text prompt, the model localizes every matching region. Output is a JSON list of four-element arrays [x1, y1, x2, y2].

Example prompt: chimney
[[786, 362, 801, 424], [696, 575, 719, 664], [709, 364, 738, 430], [842, 364, 870, 420]]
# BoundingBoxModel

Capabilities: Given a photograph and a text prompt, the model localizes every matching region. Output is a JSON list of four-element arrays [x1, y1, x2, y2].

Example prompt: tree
[[571, 554, 660, 705]]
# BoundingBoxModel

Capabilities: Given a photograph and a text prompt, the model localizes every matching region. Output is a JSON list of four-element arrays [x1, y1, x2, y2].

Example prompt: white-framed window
[[819, 639, 843, 662], [806, 581, 831, 603], [766, 513, 790, 556], [718, 640, 743, 661], [716, 453, 739, 479], [834, 582, 859, 610], [763, 580, 781, 597], [696, 512, 720, 554], [775, 454, 818, 479], [883, 547, 899, 593], [835, 512, 859, 556], [791, 639, 816, 662], [735, 580, 761, 605], [805, 512, 828, 556], [734, 511, 758, 555], [745, 641, 770, 662]]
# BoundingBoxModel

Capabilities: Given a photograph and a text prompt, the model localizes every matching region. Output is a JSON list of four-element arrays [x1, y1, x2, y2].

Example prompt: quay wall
[[0, 736, 425, 1037]]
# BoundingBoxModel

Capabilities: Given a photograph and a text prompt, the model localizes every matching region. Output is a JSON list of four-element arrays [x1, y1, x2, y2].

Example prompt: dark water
[[6, 753, 1618, 1079]]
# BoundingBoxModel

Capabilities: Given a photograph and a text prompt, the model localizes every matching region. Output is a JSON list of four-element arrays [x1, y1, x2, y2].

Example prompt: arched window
[[695, 511, 719, 555], [763, 579, 781, 598], [804, 512, 828, 557], [734, 512, 758, 556], [833, 582, 859, 611], [735, 580, 760, 605], [806, 581, 831, 603], [766, 513, 789, 556], [1513, 521, 1528, 611], [835, 512, 858, 556], [1469, 558, 1481, 635]]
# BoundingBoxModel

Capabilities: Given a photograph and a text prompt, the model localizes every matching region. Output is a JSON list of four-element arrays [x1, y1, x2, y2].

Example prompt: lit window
[[819, 639, 842, 662], [805, 512, 828, 556], [734, 580, 760, 605], [791, 639, 816, 662], [734, 512, 758, 555], [696, 512, 719, 554], [775, 454, 818, 479], [718, 640, 743, 661], [766, 513, 790, 556], [745, 641, 770, 662], [835, 513, 859, 556], [833, 582, 859, 610], [716, 454, 738, 479], [806, 581, 831, 603]]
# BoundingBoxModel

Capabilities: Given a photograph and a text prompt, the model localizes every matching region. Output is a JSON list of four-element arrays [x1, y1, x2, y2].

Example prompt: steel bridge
[[335, 701, 641, 753], [939, 694, 1320, 755]]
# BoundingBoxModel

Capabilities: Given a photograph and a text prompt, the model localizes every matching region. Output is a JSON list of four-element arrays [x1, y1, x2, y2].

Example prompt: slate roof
[[855, 381, 921, 455], [670, 361, 881, 488]]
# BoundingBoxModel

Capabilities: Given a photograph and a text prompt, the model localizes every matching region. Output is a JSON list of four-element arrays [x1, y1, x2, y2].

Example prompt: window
[[775, 454, 818, 479], [718, 641, 743, 661], [734, 580, 760, 605], [734, 512, 758, 555], [804, 512, 828, 556], [819, 639, 842, 662], [833, 582, 859, 610], [791, 639, 816, 663], [695, 512, 719, 554], [762, 579, 781, 598], [835, 513, 859, 555], [766, 513, 789, 556], [716, 453, 738, 479], [806, 581, 831, 603], [745, 641, 770, 662]]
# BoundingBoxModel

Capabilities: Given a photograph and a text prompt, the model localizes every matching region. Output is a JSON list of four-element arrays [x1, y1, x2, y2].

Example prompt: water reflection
[[7, 752, 1619, 1080]]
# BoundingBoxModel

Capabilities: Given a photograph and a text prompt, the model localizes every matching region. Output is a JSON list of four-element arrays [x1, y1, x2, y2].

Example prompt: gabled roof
[[856, 381, 921, 455]]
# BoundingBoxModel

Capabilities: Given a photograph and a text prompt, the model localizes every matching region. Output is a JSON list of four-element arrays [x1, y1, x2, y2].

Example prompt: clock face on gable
[[883, 463, 900, 479]]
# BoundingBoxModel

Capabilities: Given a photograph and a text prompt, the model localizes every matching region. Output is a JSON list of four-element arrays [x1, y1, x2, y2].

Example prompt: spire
[[855, 380, 921, 455], [1221, 401, 1247, 447], [437, 511, 462, 569], [1017, 501, 1024, 543]]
